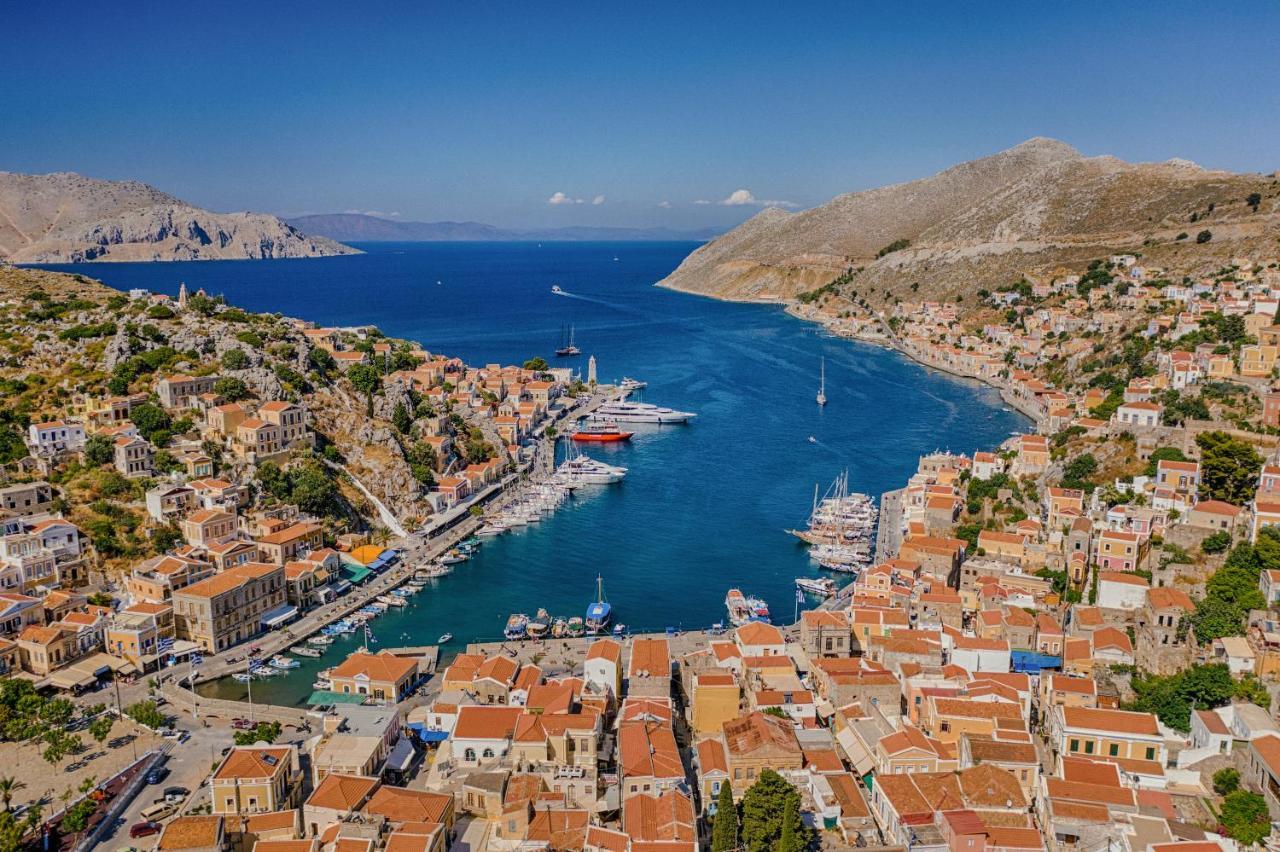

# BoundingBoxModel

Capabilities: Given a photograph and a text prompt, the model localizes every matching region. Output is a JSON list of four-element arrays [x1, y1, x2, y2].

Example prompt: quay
[[190, 387, 622, 686]]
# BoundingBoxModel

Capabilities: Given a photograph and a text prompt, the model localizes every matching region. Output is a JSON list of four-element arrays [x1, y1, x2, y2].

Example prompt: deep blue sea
[[39, 242, 1027, 705]]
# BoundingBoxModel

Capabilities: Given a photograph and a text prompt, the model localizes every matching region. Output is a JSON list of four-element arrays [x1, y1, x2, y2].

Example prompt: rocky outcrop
[[0, 171, 358, 263], [658, 138, 1280, 303]]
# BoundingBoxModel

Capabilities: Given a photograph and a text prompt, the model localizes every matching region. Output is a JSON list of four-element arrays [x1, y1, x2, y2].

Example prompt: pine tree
[[779, 796, 797, 851], [711, 782, 737, 852]]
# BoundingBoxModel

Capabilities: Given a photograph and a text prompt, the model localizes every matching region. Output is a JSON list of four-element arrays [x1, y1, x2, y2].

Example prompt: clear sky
[[3, 1, 1278, 229]]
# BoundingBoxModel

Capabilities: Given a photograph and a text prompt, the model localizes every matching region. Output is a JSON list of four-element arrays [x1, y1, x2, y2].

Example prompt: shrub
[[1196, 230, 1212, 244]]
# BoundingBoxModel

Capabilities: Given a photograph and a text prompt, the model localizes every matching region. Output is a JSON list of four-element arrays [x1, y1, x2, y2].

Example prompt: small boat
[[725, 588, 771, 625], [618, 377, 647, 391], [437, 633, 453, 644], [232, 672, 254, 683], [312, 679, 331, 691], [439, 550, 468, 565], [292, 646, 323, 658], [551, 285, 566, 295], [378, 595, 407, 607], [808, 436, 817, 444], [505, 613, 529, 640], [585, 575, 612, 634], [612, 623, 626, 636], [566, 616, 585, 638], [795, 576, 838, 597], [251, 665, 278, 677], [527, 608, 551, 639], [475, 524, 506, 538], [309, 635, 335, 646], [270, 656, 300, 669], [552, 617, 568, 638], [571, 421, 633, 443], [817, 357, 827, 406]]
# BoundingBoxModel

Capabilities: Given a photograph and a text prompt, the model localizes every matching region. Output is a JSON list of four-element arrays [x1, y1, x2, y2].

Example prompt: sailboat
[[585, 574, 612, 633], [816, 357, 827, 406], [556, 324, 581, 357]]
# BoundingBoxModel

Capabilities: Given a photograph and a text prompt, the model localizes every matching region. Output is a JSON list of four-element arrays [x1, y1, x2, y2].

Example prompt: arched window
[[464, 748, 476, 762], [482, 748, 495, 759]]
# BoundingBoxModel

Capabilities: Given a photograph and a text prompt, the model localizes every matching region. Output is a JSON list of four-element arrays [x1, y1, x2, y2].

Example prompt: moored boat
[[795, 576, 837, 597], [270, 655, 300, 669], [588, 400, 696, 424], [566, 616, 585, 637], [309, 635, 335, 646], [585, 575, 612, 634], [293, 646, 323, 658], [437, 633, 453, 644], [505, 613, 529, 640], [571, 421, 633, 443], [527, 608, 551, 639]]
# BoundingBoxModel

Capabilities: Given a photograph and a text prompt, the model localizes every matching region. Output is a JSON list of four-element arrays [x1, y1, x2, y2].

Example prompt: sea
[[39, 241, 1028, 705]]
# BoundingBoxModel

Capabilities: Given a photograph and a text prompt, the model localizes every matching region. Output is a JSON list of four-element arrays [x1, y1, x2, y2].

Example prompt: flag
[[190, 653, 203, 667], [796, 588, 805, 603]]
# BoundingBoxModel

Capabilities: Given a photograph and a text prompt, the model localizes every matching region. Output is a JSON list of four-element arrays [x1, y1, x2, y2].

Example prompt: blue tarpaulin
[[408, 723, 449, 743], [1011, 650, 1063, 673], [367, 549, 398, 571]]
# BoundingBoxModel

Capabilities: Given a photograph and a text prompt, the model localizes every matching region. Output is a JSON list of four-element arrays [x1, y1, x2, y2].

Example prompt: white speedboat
[[232, 672, 254, 683], [795, 577, 837, 597], [618, 377, 647, 391], [309, 635, 334, 646], [292, 646, 323, 658], [589, 401, 696, 424], [551, 285, 566, 295], [270, 656, 300, 669], [475, 524, 507, 537], [437, 633, 453, 644]]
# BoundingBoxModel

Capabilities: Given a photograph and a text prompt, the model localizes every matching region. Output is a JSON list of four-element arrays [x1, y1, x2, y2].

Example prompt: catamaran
[[816, 357, 827, 406], [585, 574, 612, 634]]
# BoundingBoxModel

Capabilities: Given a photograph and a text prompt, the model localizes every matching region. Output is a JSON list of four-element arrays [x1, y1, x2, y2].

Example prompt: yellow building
[[171, 562, 286, 653], [1052, 706, 1164, 765], [1240, 344, 1279, 378], [211, 746, 301, 815], [691, 673, 741, 735]]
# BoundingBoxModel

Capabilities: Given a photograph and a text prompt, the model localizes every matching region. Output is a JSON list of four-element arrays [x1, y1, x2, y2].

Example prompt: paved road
[[875, 487, 904, 563]]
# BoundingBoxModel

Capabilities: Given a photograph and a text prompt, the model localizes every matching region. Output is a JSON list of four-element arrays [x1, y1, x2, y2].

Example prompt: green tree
[[308, 347, 336, 376], [1220, 789, 1269, 844], [711, 782, 737, 852], [213, 376, 250, 402], [1196, 431, 1262, 504], [233, 721, 282, 746], [740, 770, 812, 852], [130, 403, 172, 444], [392, 401, 412, 435], [1213, 767, 1241, 796], [522, 357, 549, 372], [1201, 531, 1231, 554], [221, 348, 249, 370], [1129, 664, 1237, 731], [405, 441, 438, 487], [0, 777, 24, 812], [151, 524, 184, 553], [83, 434, 113, 466], [347, 364, 381, 396], [1247, 192, 1262, 211], [88, 715, 113, 747], [1061, 453, 1098, 489], [123, 700, 167, 729]]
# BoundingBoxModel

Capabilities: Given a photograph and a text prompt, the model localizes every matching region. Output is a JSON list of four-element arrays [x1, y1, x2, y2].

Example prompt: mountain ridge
[[287, 212, 721, 243], [0, 171, 358, 263], [657, 137, 1279, 303]]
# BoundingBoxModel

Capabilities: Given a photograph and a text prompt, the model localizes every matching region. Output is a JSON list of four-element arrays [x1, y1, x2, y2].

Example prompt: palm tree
[[0, 777, 25, 811]]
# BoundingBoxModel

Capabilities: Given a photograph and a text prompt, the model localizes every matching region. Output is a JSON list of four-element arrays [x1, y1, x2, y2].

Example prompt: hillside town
[[9, 248, 1280, 852]]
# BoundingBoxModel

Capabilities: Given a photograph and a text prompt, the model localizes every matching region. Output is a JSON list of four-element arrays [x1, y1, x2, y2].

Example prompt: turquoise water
[[42, 242, 1027, 705]]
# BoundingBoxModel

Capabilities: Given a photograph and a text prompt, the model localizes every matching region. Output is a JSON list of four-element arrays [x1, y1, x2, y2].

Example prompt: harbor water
[[41, 242, 1028, 705]]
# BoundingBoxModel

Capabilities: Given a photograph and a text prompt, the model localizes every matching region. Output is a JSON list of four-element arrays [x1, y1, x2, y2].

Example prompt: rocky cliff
[[657, 138, 1280, 302], [0, 171, 358, 263]]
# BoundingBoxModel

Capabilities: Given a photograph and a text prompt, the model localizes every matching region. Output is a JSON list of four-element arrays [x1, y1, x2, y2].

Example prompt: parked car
[[144, 768, 167, 785], [129, 822, 161, 839], [231, 719, 253, 730], [162, 786, 190, 801]]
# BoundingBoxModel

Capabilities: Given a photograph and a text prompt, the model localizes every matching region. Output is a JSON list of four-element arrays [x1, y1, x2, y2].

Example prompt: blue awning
[[1011, 650, 1062, 673], [408, 723, 449, 743], [367, 549, 399, 571], [261, 604, 299, 628]]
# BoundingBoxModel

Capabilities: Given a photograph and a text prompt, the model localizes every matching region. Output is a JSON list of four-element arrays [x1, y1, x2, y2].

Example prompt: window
[[482, 748, 495, 759], [464, 748, 476, 761], [1109, 744, 1119, 757], [1069, 739, 1080, 752], [1145, 747, 1156, 761], [1084, 741, 1094, 754]]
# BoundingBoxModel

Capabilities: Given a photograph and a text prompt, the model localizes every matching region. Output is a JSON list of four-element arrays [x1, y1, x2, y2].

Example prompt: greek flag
[[796, 588, 805, 604], [190, 653, 203, 667], [158, 637, 174, 651]]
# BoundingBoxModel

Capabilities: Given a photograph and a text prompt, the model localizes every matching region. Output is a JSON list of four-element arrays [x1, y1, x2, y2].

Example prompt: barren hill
[[0, 171, 358, 263], [658, 138, 1280, 302]]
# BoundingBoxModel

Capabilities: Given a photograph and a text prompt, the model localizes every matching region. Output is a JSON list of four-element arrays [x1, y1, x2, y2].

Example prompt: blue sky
[[3, 1, 1278, 228]]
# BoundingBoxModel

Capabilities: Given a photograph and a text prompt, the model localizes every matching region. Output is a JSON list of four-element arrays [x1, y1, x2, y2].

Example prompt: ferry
[[725, 588, 771, 626], [795, 577, 837, 597], [505, 613, 529, 640], [585, 575, 612, 634], [570, 421, 633, 443], [588, 401, 696, 424]]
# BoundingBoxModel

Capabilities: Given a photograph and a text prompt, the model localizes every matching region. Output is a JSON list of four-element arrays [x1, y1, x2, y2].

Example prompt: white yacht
[[589, 401, 696, 424], [558, 455, 626, 484]]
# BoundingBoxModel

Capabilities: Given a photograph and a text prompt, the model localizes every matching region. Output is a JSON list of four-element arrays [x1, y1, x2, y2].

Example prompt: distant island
[[287, 212, 723, 243], [0, 171, 357, 263]]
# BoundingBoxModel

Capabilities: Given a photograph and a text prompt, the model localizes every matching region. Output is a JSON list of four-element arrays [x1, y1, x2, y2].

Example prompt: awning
[[48, 669, 98, 690], [331, 580, 352, 595], [408, 723, 450, 743], [385, 737, 417, 772], [366, 549, 398, 571], [342, 565, 373, 584], [261, 605, 299, 628]]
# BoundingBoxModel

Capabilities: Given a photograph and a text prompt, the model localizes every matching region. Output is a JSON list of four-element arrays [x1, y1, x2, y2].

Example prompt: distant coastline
[[287, 212, 722, 243]]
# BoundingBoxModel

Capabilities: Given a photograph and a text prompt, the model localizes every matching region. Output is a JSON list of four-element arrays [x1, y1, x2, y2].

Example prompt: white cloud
[[592, 195, 606, 205], [343, 209, 400, 218], [548, 191, 584, 205], [719, 189, 796, 208], [657, 200, 672, 209]]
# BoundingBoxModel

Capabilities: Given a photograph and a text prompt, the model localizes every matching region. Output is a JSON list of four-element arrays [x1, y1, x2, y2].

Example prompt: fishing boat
[[309, 635, 335, 646], [293, 646, 323, 658], [724, 588, 771, 626], [551, 285, 566, 295], [505, 613, 529, 640], [527, 608, 551, 639], [816, 357, 827, 406], [566, 616, 585, 637], [552, 617, 568, 638], [571, 421, 633, 443], [437, 633, 453, 644], [795, 576, 837, 597], [555, 324, 581, 357], [232, 672, 254, 683], [588, 401, 695, 424], [270, 656, 300, 669], [585, 575, 612, 634]]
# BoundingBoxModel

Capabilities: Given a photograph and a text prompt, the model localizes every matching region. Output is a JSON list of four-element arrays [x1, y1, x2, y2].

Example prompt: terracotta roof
[[619, 720, 684, 780], [695, 738, 728, 774], [722, 712, 800, 758], [213, 747, 292, 781], [1192, 499, 1242, 516], [1061, 707, 1158, 736], [628, 638, 671, 678], [622, 790, 696, 843], [157, 815, 223, 850], [586, 638, 622, 662], [473, 654, 518, 685], [362, 785, 452, 825], [526, 809, 589, 847], [177, 562, 279, 599], [305, 773, 379, 812], [1146, 587, 1194, 611], [1252, 733, 1280, 778], [329, 651, 417, 685], [258, 521, 322, 546], [453, 706, 523, 740], [1194, 709, 1231, 736], [1098, 571, 1149, 587]]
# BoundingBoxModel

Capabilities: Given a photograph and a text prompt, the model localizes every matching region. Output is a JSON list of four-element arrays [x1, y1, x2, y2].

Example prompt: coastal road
[[875, 487, 904, 563]]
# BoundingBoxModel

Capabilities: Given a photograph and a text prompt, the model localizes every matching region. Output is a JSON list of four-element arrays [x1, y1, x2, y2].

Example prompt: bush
[[124, 700, 167, 729], [875, 238, 910, 259], [1202, 531, 1231, 554], [1220, 789, 1269, 844], [221, 348, 249, 370], [213, 377, 250, 402], [1213, 767, 1240, 796], [1196, 230, 1212, 244]]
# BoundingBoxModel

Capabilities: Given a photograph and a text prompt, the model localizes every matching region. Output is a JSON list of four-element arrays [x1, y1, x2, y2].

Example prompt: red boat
[[571, 422, 633, 443]]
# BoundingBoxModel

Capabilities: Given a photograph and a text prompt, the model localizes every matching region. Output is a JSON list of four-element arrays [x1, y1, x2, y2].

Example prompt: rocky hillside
[[658, 138, 1280, 303], [0, 171, 358, 263]]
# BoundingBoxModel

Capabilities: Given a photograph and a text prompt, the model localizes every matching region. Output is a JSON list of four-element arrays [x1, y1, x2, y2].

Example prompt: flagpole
[[246, 655, 255, 724]]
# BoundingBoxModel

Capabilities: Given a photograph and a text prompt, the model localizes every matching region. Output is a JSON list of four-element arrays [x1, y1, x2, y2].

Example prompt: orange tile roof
[[695, 738, 728, 774], [258, 521, 322, 546], [329, 651, 418, 684], [722, 711, 801, 758], [586, 638, 622, 662], [452, 706, 523, 740], [619, 720, 683, 780], [213, 747, 291, 781], [473, 654, 518, 685], [158, 815, 223, 850], [362, 785, 452, 825], [1061, 707, 1158, 736], [623, 790, 696, 843], [628, 638, 671, 678], [178, 562, 279, 599], [304, 773, 379, 812]]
